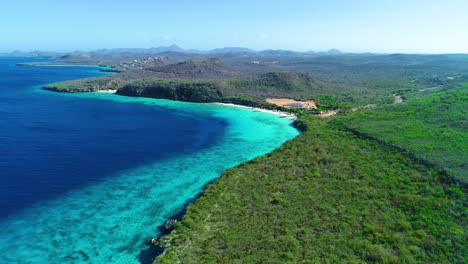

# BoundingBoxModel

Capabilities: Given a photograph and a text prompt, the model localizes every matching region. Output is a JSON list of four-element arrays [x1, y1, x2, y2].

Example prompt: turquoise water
[[0, 88, 299, 262]]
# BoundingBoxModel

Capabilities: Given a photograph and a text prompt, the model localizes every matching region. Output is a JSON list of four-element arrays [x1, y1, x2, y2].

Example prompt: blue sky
[[2, 0, 467, 53]]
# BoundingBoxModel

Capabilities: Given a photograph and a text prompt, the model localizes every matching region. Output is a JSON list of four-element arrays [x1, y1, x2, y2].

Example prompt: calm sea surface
[[0, 57, 299, 263]]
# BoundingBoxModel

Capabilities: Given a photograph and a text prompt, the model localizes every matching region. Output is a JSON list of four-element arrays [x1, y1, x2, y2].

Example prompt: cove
[[0, 57, 300, 263]]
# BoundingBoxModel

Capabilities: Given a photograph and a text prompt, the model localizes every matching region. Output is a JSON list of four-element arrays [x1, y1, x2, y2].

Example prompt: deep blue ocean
[[0, 57, 226, 218], [0, 57, 299, 263]]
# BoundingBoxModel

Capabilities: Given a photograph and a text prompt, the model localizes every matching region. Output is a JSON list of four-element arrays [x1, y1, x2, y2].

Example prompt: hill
[[343, 84, 468, 183], [45, 70, 325, 109], [43, 53, 468, 110], [115, 72, 319, 107], [155, 116, 466, 263], [142, 58, 244, 79]]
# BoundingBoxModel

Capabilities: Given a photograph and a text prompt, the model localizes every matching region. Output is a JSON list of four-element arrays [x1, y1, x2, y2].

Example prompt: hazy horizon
[[2, 0, 468, 54], [2, 45, 468, 55]]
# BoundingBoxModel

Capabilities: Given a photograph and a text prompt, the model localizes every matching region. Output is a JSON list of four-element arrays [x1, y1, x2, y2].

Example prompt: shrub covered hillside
[[343, 84, 468, 183], [44, 54, 468, 109], [115, 72, 318, 102], [44, 72, 319, 103], [155, 117, 466, 263], [116, 79, 232, 103], [43, 76, 125, 92]]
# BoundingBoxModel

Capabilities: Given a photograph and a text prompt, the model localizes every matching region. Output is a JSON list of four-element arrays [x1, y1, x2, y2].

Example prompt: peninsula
[[36, 48, 467, 263]]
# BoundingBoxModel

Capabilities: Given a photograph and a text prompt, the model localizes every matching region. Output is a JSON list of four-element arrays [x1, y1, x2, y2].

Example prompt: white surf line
[[96, 89, 117, 93], [212, 102, 297, 120]]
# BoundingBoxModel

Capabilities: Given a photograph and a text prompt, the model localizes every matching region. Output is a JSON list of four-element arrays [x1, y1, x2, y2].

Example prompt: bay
[[0, 57, 299, 263]]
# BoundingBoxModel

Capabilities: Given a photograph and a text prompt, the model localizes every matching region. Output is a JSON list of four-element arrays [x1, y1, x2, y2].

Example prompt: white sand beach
[[212, 102, 297, 120]]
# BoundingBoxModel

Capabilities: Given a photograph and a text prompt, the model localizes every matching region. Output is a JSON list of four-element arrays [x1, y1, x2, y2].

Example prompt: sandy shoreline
[[96, 89, 117, 93], [212, 102, 297, 120]]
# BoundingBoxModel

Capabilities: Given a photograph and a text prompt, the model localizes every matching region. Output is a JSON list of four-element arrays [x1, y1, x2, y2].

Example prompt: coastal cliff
[[116, 79, 229, 103]]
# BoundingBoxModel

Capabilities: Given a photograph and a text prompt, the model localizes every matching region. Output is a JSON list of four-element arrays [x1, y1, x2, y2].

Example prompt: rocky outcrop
[[164, 219, 178, 232]]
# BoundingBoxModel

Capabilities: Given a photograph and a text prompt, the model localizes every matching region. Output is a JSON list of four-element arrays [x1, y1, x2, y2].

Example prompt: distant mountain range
[[0, 45, 346, 57], [92, 45, 261, 55], [0, 50, 67, 58]]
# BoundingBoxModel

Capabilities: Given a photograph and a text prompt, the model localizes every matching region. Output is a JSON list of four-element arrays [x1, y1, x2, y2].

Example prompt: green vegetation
[[227, 72, 317, 99], [115, 75, 315, 113], [156, 116, 466, 263], [117, 78, 230, 102], [46, 72, 319, 102], [44, 76, 126, 92], [316, 94, 339, 110], [280, 53, 468, 107], [343, 85, 468, 183], [40, 52, 468, 263]]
